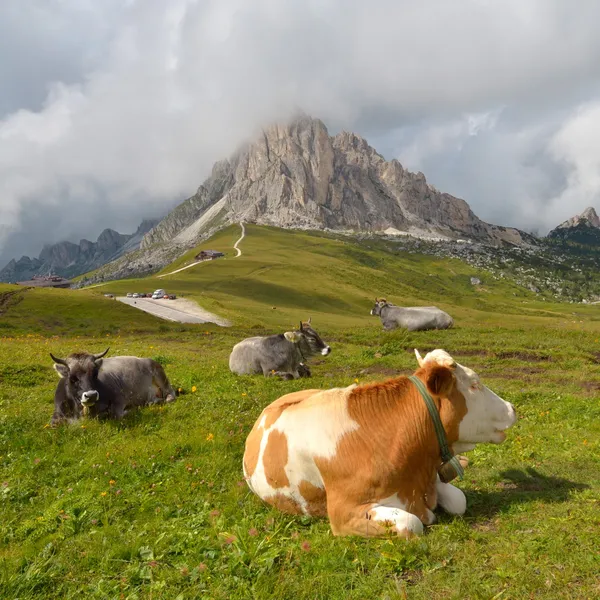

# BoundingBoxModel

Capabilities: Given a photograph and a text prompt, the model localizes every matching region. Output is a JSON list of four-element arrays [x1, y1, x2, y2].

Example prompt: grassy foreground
[[1, 226, 599, 599]]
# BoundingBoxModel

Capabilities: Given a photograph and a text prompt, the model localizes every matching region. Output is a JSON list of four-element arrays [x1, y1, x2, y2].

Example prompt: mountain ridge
[[0, 219, 159, 283]]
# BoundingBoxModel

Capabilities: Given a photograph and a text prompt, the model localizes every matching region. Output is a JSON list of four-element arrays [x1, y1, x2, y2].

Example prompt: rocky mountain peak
[[139, 113, 534, 258], [556, 206, 600, 230]]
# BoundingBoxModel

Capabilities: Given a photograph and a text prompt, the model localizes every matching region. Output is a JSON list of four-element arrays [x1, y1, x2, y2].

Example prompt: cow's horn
[[93, 347, 110, 360], [414, 349, 424, 367], [307, 317, 311, 325], [50, 353, 68, 367], [299, 320, 303, 330]]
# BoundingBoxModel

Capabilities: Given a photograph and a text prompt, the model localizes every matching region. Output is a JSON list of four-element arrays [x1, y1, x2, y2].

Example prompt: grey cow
[[50, 348, 177, 425], [229, 319, 331, 380], [370, 298, 454, 331]]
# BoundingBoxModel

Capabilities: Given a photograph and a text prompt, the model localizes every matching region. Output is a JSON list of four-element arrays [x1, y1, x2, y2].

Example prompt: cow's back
[[229, 337, 267, 374], [98, 356, 156, 406], [243, 384, 358, 515], [230, 334, 294, 375], [387, 306, 453, 331]]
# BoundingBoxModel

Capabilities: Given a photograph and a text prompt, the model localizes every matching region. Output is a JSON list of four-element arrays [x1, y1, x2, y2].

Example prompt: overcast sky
[[2, 0, 600, 266]]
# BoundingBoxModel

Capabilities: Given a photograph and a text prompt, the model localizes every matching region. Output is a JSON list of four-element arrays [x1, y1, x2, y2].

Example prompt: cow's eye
[[470, 381, 480, 391], [69, 376, 78, 385]]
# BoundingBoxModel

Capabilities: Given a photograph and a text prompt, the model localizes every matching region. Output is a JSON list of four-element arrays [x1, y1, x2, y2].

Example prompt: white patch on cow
[[276, 384, 359, 461], [369, 497, 424, 536], [419, 348, 455, 368], [257, 414, 267, 430], [436, 478, 467, 515], [321, 346, 331, 356], [247, 385, 359, 515], [81, 390, 99, 405], [419, 348, 517, 446]]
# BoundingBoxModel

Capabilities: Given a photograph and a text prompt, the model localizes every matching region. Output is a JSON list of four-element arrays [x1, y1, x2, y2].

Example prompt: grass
[[1, 226, 599, 599]]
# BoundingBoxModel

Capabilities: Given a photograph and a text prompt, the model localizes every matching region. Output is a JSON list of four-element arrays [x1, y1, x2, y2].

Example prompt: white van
[[152, 288, 166, 299]]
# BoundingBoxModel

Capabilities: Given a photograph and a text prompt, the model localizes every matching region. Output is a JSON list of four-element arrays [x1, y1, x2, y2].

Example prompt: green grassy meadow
[[1, 225, 599, 599]]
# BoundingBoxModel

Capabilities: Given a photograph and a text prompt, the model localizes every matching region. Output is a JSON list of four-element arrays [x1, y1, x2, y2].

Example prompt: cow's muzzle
[[81, 390, 99, 406], [321, 346, 331, 356]]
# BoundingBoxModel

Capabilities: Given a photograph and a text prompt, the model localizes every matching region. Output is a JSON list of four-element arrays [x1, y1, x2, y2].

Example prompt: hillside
[[77, 225, 583, 329]]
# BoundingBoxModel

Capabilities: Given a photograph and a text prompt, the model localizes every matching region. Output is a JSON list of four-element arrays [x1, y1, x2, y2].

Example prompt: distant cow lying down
[[370, 298, 454, 331], [50, 348, 176, 424], [243, 349, 516, 537], [229, 319, 331, 380]]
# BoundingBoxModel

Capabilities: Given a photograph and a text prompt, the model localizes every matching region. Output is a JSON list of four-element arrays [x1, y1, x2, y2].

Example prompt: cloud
[[548, 102, 600, 216], [2, 0, 600, 264]]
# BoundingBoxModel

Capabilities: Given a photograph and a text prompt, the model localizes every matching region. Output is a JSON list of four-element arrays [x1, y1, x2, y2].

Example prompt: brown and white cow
[[243, 349, 517, 537]]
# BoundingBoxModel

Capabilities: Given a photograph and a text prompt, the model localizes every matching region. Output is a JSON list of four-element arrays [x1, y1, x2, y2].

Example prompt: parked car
[[167, 294, 177, 300], [152, 289, 166, 299], [132, 293, 140, 298], [126, 292, 133, 298]]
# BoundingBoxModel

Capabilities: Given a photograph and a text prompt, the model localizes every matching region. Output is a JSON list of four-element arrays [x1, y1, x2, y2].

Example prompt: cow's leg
[[108, 404, 126, 420], [151, 365, 176, 403], [262, 365, 295, 380], [435, 479, 467, 515], [297, 363, 311, 378], [328, 499, 424, 538]]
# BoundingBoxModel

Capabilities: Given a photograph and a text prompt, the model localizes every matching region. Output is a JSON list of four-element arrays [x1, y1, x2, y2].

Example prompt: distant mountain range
[[2, 114, 597, 285], [0, 219, 158, 283]]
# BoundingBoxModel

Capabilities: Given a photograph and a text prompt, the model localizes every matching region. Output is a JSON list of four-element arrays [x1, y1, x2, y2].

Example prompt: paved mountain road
[[117, 297, 230, 326]]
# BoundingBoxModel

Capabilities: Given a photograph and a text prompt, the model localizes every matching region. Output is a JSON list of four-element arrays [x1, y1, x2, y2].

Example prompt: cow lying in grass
[[243, 349, 516, 537], [229, 319, 331, 380], [370, 298, 454, 331], [50, 348, 177, 424]]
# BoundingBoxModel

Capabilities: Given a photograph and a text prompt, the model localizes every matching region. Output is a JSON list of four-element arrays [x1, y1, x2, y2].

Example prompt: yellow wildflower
[[192, 386, 197, 393], [109, 480, 116, 485], [101, 492, 107, 497], [206, 433, 214, 442], [241, 392, 247, 397]]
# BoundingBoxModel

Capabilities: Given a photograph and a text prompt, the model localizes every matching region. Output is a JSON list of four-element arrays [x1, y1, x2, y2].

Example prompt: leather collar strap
[[408, 375, 464, 481]]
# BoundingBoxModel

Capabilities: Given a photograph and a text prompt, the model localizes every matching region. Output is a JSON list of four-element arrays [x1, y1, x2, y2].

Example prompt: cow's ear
[[95, 359, 104, 370], [284, 331, 301, 343], [53, 363, 69, 378], [425, 364, 455, 397]]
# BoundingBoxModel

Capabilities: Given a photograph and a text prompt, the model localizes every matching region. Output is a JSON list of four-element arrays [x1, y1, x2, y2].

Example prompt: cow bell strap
[[408, 375, 464, 481]]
